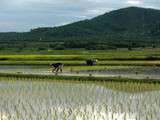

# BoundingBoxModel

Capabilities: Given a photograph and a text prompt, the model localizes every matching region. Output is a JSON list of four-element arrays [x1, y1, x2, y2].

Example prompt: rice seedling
[[0, 78, 159, 120], [0, 48, 160, 66]]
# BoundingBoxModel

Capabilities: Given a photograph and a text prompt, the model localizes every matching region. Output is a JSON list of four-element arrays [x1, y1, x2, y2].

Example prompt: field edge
[[0, 73, 160, 84]]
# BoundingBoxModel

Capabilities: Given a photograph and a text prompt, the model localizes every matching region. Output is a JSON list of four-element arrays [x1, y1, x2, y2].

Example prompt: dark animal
[[86, 59, 98, 66], [51, 63, 64, 73]]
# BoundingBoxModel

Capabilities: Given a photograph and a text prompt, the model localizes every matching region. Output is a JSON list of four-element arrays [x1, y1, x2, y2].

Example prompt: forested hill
[[1, 7, 160, 51]]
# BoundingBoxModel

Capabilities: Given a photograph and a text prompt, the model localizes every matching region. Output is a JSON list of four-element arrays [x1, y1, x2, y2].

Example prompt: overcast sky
[[0, 0, 160, 32]]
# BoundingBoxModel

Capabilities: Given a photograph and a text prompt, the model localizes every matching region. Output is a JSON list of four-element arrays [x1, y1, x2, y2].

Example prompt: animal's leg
[[59, 65, 63, 73], [52, 67, 56, 73], [60, 67, 63, 72], [56, 67, 60, 73]]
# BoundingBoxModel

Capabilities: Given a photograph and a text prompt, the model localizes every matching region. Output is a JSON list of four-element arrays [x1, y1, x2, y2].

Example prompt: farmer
[[51, 63, 64, 73], [86, 59, 98, 66]]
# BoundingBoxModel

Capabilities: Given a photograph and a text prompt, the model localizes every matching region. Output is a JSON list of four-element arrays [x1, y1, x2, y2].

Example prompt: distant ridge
[[0, 6, 160, 50]]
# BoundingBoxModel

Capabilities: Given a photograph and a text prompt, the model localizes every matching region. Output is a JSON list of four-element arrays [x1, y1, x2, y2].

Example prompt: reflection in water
[[1, 65, 160, 79], [0, 80, 159, 120]]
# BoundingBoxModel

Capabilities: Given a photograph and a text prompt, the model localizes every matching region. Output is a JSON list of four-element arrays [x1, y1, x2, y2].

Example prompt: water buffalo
[[86, 59, 98, 66], [51, 63, 64, 73]]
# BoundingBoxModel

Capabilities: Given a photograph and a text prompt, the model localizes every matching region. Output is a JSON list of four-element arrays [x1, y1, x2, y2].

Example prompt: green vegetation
[[0, 60, 160, 66], [0, 6, 160, 120], [102, 81, 160, 92], [0, 79, 159, 119], [0, 73, 160, 94], [0, 7, 160, 51], [0, 48, 160, 66], [1, 48, 160, 59], [0, 72, 159, 84]]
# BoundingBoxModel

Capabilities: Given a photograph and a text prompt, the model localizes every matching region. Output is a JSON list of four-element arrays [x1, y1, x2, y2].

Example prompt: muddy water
[[78, 66, 160, 79], [0, 80, 159, 120], [0, 65, 160, 79]]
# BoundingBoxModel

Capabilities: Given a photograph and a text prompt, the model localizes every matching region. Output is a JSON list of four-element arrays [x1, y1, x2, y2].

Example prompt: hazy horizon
[[0, 0, 160, 32]]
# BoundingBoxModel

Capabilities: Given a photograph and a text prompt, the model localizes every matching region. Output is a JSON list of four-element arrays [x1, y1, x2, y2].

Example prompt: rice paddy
[[0, 48, 160, 66], [0, 78, 160, 120], [0, 49, 160, 120], [0, 65, 160, 80]]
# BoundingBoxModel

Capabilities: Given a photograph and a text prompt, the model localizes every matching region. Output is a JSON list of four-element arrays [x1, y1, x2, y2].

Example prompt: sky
[[0, 0, 160, 32]]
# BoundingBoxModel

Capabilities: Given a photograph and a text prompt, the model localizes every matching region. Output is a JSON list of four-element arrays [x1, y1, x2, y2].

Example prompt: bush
[[38, 47, 46, 51], [54, 44, 65, 50]]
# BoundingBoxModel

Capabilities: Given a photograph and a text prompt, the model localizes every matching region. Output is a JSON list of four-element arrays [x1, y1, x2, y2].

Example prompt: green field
[[0, 48, 160, 81], [1, 6, 160, 120], [0, 73, 160, 92], [0, 78, 159, 119], [0, 48, 160, 120], [0, 48, 160, 67]]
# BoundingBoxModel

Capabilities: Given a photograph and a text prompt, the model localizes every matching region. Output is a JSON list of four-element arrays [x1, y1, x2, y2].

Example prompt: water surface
[[0, 80, 159, 120]]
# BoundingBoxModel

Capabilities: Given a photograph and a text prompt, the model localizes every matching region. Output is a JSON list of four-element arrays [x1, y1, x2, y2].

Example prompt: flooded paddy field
[[0, 79, 160, 120], [0, 65, 160, 80]]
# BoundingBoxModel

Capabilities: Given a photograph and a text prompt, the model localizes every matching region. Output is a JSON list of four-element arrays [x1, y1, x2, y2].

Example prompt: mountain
[[0, 7, 160, 51], [30, 7, 160, 37]]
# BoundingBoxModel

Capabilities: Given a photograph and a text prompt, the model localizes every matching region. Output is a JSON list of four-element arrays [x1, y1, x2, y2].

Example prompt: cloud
[[87, 8, 113, 15], [126, 0, 142, 5], [0, 0, 159, 32]]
